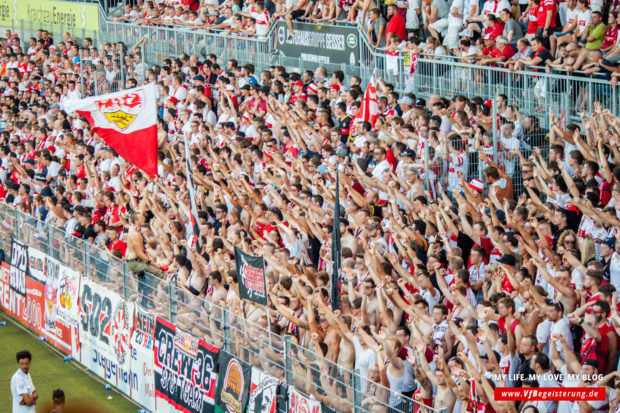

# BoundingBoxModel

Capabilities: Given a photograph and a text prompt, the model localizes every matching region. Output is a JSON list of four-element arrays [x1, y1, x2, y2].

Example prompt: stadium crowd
[[107, 0, 620, 79], [1, 28, 620, 413]]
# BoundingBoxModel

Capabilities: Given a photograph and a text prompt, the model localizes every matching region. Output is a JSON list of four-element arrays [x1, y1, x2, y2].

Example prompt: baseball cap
[[330, 84, 341, 91], [415, 98, 426, 107], [602, 237, 615, 249], [294, 80, 304, 87], [192, 75, 205, 82], [240, 84, 251, 91], [582, 359, 599, 369], [497, 254, 516, 266]]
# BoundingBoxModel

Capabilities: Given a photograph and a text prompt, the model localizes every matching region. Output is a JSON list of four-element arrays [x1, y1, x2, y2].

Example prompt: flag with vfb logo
[[64, 84, 158, 177]]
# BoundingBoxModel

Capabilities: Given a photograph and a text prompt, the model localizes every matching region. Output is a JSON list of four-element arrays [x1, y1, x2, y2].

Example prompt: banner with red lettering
[[129, 307, 156, 411], [234, 247, 267, 306], [288, 387, 321, 413], [153, 317, 219, 413]]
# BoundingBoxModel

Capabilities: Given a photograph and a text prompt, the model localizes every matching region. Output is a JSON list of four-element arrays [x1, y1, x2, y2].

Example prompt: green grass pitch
[[0, 313, 141, 412]]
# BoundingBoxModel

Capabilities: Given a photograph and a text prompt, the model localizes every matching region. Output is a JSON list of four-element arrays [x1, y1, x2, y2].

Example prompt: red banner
[[0, 261, 28, 324]]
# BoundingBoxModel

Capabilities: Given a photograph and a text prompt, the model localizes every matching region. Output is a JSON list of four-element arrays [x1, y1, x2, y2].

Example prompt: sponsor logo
[[347, 33, 357, 48]]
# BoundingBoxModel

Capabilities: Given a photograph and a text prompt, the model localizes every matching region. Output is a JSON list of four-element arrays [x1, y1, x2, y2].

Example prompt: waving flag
[[350, 72, 379, 135], [64, 84, 158, 177], [183, 138, 202, 252]]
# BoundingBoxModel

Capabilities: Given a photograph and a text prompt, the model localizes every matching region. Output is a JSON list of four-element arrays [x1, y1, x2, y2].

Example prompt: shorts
[[289, 9, 305, 19], [429, 17, 449, 33], [555, 30, 574, 37]]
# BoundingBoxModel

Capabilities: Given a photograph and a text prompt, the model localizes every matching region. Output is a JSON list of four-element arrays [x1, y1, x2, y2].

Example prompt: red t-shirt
[[108, 240, 127, 257], [491, 45, 515, 61], [486, 22, 505, 39], [537, 0, 558, 29], [386, 14, 406, 43], [527, 8, 539, 34], [602, 26, 619, 49], [580, 334, 608, 372]]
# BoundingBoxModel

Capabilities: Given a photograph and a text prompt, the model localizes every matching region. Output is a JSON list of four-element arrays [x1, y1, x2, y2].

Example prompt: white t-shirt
[[610, 252, 620, 292], [406, 0, 422, 28], [353, 336, 378, 390], [252, 11, 270, 37], [565, 7, 578, 27], [576, 9, 592, 32], [11, 369, 36, 413], [481, 0, 511, 17]]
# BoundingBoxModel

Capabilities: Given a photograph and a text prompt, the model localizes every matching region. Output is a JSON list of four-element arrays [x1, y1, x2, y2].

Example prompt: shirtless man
[[361, 279, 380, 326], [415, 344, 457, 412], [125, 213, 157, 270]]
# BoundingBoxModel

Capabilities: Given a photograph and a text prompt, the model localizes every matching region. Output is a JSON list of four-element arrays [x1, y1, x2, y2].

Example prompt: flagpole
[[264, 262, 273, 348]]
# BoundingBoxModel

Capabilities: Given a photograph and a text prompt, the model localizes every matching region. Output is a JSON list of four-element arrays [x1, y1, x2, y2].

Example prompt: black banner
[[234, 248, 268, 306], [9, 240, 28, 296], [154, 317, 219, 413], [215, 351, 252, 413], [274, 21, 360, 66]]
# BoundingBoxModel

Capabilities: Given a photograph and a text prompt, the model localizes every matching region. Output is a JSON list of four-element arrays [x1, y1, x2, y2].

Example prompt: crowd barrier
[[0, 202, 446, 413]]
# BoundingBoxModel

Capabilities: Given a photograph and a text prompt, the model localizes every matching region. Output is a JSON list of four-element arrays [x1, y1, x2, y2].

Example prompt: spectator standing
[[11, 350, 37, 413], [386, 4, 407, 44], [368, 8, 387, 49]]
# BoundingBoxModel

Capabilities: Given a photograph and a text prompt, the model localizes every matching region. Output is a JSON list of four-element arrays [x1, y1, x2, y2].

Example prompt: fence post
[[122, 260, 129, 300], [223, 306, 232, 353], [80, 49, 85, 98], [284, 335, 292, 385], [83, 241, 91, 278], [120, 44, 125, 90], [46, 219, 53, 257], [168, 281, 177, 324], [352, 369, 362, 413], [94, 69, 98, 96]]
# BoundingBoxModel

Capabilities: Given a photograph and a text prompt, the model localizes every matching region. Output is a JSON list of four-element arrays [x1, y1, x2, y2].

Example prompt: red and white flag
[[350, 72, 379, 135], [64, 84, 158, 177], [558, 108, 566, 130], [410, 53, 418, 75]]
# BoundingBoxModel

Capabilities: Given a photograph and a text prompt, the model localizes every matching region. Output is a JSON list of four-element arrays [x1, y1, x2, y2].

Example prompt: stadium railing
[[0, 202, 448, 413]]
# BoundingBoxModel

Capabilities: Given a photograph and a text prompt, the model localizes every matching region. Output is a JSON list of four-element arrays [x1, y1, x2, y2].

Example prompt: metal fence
[[0, 202, 445, 413], [13, 18, 100, 46], [93, 17, 615, 128]]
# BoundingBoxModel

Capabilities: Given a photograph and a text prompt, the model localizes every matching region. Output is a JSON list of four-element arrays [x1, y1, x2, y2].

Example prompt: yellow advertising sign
[[0, 0, 99, 31], [0, 0, 11, 27]]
